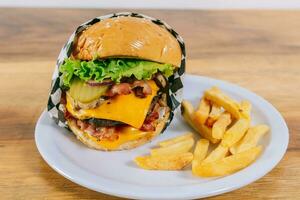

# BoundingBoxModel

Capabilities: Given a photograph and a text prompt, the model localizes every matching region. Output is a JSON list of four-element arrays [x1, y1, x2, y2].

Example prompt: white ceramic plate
[[35, 75, 288, 200]]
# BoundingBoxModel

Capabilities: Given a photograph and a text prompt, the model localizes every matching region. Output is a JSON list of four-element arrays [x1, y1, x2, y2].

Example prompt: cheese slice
[[66, 80, 159, 128], [82, 126, 153, 150]]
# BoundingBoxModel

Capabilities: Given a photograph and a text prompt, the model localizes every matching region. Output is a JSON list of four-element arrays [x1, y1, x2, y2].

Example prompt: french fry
[[230, 125, 269, 154], [150, 137, 194, 156], [210, 104, 222, 119], [204, 87, 241, 119], [240, 100, 252, 121], [192, 139, 210, 175], [194, 123, 220, 144], [135, 152, 194, 170], [202, 144, 228, 164], [181, 100, 220, 144], [205, 118, 215, 128], [181, 100, 195, 117], [221, 118, 249, 147], [206, 104, 222, 127], [193, 146, 262, 177], [158, 133, 193, 147], [194, 98, 211, 125], [212, 112, 232, 139]]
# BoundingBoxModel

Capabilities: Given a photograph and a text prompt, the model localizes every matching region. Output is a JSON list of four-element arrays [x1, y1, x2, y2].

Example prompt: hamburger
[[59, 16, 182, 151]]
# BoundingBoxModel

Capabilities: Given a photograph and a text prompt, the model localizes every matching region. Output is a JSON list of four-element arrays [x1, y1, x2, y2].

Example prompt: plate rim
[[35, 74, 289, 200]]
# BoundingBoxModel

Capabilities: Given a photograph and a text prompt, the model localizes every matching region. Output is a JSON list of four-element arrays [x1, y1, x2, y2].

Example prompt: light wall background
[[1, 0, 300, 9]]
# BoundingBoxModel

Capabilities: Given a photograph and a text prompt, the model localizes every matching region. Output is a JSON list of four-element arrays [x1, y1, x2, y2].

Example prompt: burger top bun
[[72, 17, 182, 67]]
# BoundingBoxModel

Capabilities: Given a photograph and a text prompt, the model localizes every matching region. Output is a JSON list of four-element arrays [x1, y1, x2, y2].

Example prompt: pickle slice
[[69, 79, 109, 103]]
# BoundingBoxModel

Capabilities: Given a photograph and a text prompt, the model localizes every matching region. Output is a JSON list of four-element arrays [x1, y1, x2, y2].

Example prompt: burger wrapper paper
[[47, 12, 186, 132]]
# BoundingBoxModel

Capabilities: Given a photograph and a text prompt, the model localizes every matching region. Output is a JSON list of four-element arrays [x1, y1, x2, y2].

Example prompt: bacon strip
[[74, 118, 119, 141], [132, 80, 152, 96], [105, 81, 152, 98], [140, 111, 159, 131], [106, 83, 132, 97], [140, 102, 160, 131], [93, 127, 119, 141]]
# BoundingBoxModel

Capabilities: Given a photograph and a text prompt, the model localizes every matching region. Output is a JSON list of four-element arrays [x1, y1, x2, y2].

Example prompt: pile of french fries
[[135, 86, 270, 177], [135, 133, 195, 170]]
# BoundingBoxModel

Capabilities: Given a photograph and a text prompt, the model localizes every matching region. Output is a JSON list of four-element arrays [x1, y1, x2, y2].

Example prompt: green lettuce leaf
[[59, 58, 174, 87]]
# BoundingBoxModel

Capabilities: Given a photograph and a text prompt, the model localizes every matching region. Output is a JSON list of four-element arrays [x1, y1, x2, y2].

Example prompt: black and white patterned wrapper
[[47, 12, 186, 132]]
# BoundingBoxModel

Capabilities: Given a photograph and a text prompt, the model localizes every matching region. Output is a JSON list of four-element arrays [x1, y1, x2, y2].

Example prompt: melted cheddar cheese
[[66, 80, 159, 129]]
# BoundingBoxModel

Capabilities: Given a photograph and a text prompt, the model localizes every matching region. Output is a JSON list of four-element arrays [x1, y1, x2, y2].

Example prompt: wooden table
[[0, 8, 299, 199]]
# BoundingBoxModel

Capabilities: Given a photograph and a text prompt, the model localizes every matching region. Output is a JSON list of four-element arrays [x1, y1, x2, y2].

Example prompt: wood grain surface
[[0, 8, 299, 199]]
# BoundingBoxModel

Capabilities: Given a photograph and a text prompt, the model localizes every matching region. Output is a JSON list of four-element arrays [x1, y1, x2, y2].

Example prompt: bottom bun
[[67, 110, 170, 151]]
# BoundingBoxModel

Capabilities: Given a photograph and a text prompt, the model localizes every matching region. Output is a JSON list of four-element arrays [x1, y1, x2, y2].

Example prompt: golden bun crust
[[72, 17, 181, 67], [67, 110, 170, 151]]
